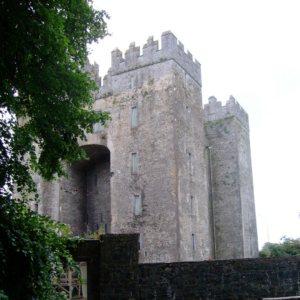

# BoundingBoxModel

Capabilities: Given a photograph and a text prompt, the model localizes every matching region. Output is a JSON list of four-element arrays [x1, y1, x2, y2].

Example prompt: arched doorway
[[59, 145, 111, 236]]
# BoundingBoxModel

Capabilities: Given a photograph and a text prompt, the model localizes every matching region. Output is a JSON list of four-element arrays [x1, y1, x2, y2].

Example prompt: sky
[[88, 0, 300, 249]]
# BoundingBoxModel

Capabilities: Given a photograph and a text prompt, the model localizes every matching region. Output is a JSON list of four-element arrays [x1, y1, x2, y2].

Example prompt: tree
[[0, 1, 110, 298], [259, 236, 300, 258]]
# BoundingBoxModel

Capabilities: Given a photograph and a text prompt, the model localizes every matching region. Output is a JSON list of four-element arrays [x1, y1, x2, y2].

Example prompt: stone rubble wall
[[71, 236, 300, 300]]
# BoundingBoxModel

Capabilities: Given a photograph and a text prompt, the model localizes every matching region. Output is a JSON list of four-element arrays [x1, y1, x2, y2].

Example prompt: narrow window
[[188, 153, 192, 175], [35, 203, 39, 213], [186, 106, 190, 127], [208, 113, 215, 121], [132, 153, 137, 174], [191, 196, 193, 214], [132, 107, 137, 127], [35, 173, 40, 183], [100, 213, 103, 222], [192, 234, 195, 251], [94, 174, 97, 187], [134, 195, 140, 215], [131, 76, 134, 90], [93, 122, 103, 132]]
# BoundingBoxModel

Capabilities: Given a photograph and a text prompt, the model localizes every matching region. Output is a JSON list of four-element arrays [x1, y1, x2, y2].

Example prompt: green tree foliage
[[259, 236, 300, 258], [0, 0, 110, 298]]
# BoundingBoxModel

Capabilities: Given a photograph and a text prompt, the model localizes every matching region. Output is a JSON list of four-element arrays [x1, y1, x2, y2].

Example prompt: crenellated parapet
[[84, 60, 101, 87], [84, 31, 202, 98], [110, 31, 201, 86], [204, 95, 249, 131]]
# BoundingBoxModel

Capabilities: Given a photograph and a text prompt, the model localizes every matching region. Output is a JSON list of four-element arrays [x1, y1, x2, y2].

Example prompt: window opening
[[188, 153, 192, 175], [35, 173, 40, 183], [132, 107, 137, 127], [132, 153, 137, 174], [208, 113, 215, 121], [186, 106, 190, 127], [35, 203, 39, 213], [134, 195, 140, 215], [191, 196, 193, 214], [93, 122, 103, 132], [192, 234, 195, 251]]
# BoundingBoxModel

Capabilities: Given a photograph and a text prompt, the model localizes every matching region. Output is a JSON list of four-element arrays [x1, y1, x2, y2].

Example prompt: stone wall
[[138, 257, 300, 300], [71, 235, 300, 300]]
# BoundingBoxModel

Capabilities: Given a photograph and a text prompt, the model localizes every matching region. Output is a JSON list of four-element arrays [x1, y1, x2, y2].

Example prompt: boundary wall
[[71, 235, 300, 300]]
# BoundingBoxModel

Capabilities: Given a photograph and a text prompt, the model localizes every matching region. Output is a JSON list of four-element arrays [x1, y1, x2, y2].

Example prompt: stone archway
[[59, 145, 111, 236]]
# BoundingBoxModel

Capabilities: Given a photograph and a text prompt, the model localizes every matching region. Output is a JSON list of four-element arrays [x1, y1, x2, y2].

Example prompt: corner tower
[[204, 96, 259, 259]]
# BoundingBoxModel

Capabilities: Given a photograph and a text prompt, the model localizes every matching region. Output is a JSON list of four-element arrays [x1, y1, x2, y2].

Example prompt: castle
[[34, 31, 259, 263]]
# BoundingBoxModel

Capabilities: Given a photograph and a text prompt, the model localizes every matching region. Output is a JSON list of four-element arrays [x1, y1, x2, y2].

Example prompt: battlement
[[204, 95, 249, 131], [84, 60, 101, 87], [111, 31, 201, 85]]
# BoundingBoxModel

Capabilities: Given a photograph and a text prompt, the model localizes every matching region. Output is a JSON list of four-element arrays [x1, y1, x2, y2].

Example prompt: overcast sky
[[89, 0, 300, 249]]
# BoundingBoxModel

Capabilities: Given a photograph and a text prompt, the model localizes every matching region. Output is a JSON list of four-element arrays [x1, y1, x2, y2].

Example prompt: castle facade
[[35, 31, 258, 263]]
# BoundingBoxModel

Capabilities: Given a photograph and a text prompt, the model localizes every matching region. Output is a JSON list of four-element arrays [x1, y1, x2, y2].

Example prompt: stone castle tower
[[34, 31, 259, 263]]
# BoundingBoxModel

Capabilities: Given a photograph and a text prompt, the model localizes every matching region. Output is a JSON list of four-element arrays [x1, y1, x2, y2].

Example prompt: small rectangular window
[[132, 153, 137, 174], [131, 76, 134, 90], [186, 106, 190, 127], [134, 195, 140, 215], [192, 234, 195, 251], [132, 107, 137, 127], [93, 122, 103, 132], [35, 173, 40, 183], [94, 175, 97, 187], [188, 153, 192, 175], [191, 196, 193, 214], [208, 113, 215, 121], [35, 203, 39, 213]]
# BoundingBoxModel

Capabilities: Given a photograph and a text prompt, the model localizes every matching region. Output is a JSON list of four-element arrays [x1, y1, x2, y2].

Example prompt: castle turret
[[204, 96, 258, 259]]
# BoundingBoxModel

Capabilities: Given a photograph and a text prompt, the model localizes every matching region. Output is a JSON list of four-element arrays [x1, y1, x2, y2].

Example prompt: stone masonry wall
[[72, 235, 300, 300], [87, 60, 179, 263], [60, 164, 87, 236], [236, 117, 259, 258], [205, 116, 244, 259], [84, 54, 211, 263], [86, 153, 111, 233], [171, 63, 211, 261]]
